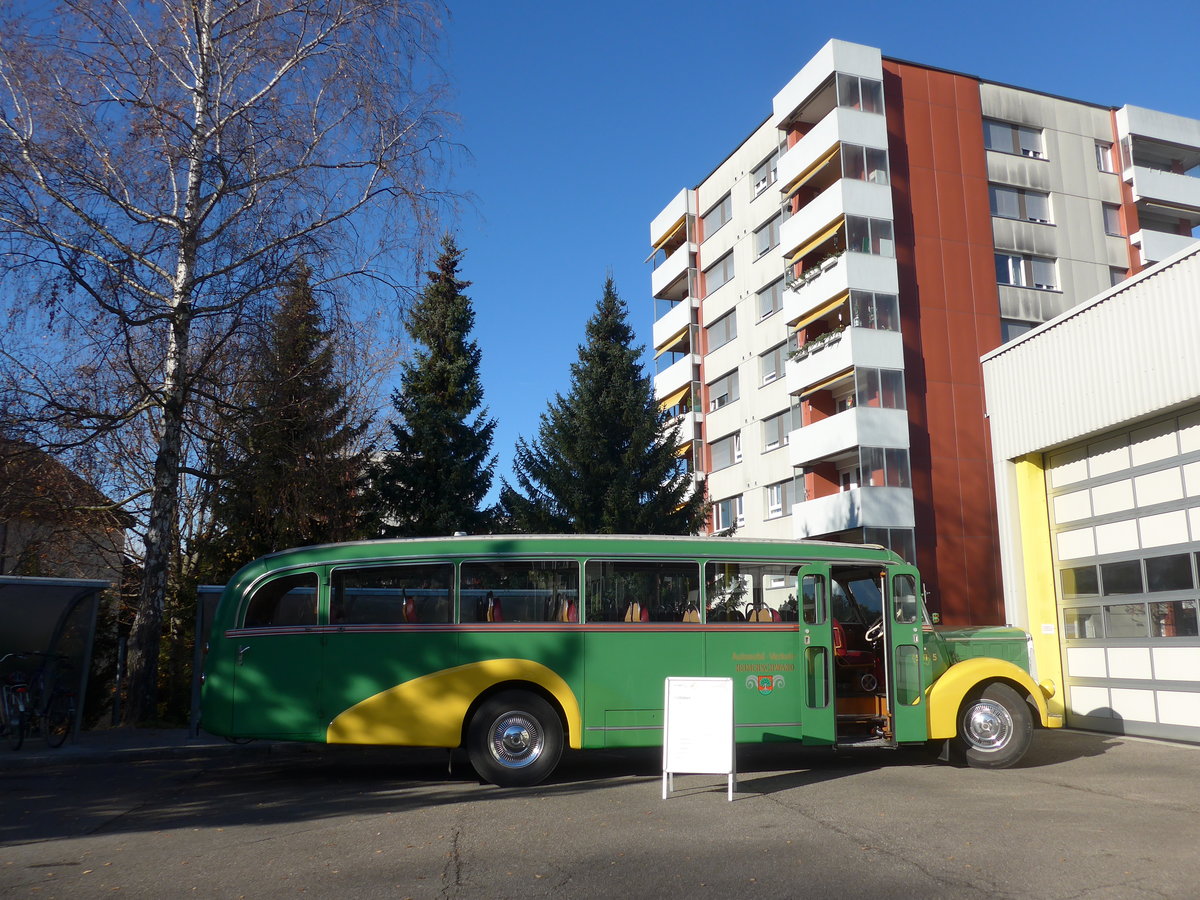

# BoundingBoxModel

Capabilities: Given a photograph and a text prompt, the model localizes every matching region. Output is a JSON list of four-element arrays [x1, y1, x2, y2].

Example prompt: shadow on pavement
[[0, 727, 1124, 846]]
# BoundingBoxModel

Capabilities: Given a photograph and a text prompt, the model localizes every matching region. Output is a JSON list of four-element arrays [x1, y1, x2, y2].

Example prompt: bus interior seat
[[832, 619, 875, 667], [623, 602, 650, 622], [682, 606, 701, 623]]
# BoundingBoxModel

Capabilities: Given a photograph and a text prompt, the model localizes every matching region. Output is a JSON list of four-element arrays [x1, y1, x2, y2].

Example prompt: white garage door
[[1047, 407, 1200, 741]]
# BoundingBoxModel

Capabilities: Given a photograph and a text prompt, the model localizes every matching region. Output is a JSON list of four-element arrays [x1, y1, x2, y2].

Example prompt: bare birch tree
[[0, 0, 454, 723]]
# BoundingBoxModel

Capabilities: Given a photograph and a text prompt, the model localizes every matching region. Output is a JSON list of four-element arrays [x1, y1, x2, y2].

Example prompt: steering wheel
[[864, 617, 884, 643]]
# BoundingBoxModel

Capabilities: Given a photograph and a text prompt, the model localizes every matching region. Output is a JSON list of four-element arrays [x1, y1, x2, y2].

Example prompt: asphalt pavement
[[2, 727, 1200, 898]]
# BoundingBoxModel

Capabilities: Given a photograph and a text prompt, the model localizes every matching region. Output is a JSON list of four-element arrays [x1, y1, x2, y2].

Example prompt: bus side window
[[330, 564, 452, 625], [243, 572, 318, 628], [460, 560, 579, 623], [705, 562, 795, 623], [584, 560, 699, 622], [893, 574, 919, 624]]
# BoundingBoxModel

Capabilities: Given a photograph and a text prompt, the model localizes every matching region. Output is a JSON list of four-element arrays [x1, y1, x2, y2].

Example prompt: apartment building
[[648, 39, 1200, 625]]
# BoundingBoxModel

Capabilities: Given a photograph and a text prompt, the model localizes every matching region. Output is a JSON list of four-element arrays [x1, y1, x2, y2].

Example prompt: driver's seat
[[832, 619, 876, 668]]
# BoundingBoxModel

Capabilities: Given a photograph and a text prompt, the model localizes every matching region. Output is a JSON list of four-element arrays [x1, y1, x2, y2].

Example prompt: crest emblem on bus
[[746, 674, 785, 695]]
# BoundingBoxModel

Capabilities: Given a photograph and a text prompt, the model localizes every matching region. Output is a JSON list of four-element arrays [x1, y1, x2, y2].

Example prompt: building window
[[757, 278, 784, 320], [1102, 203, 1123, 236], [762, 410, 791, 451], [760, 343, 786, 385], [751, 150, 779, 197], [764, 479, 795, 519], [836, 73, 883, 114], [710, 432, 741, 471], [856, 368, 905, 409], [1110, 267, 1127, 286], [983, 119, 1044, 159], [863, 527, 915, 563], [1095, 141, 1115, 173], [989, 184, 1051, 224], [1000, 318, 1037, 343], [701, 193, 732, 240], [849, 290, 900, 331], [713, 494, 744, 531], [703, 252, 735, 295], [845, 215, 894, 257], [995, 252, 1058, 290], [708, 370, 739, 411], [842, 144, 889, 185], [755, 215, 780, 258], [706, 310, 737, 352], [860, 447, 911, 488]]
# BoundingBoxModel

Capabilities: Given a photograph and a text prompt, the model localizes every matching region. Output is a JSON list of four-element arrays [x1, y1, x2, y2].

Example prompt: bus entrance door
[[797, 564, 836, 747], [886, 565, 926, 743]]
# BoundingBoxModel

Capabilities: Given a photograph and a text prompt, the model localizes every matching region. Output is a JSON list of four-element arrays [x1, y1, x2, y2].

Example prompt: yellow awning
[[781, 142, 840, 198], [651, 215, 687, 252], [675, 440, 693, 458], [785, 216, 844, 266], [799, 367, 853, 398], [793, 290, 850, 332], [653, 325, 690, 359], [659, 384, 691, 411]]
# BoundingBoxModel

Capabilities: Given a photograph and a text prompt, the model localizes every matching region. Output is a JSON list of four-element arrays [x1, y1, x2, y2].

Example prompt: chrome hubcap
[[489, 712, 544, 768], [964, 699, 1013, 751]]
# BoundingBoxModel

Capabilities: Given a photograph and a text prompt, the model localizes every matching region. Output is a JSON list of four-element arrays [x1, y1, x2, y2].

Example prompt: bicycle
[[0, 652, 77, 750], [1, 655, 32, 751]]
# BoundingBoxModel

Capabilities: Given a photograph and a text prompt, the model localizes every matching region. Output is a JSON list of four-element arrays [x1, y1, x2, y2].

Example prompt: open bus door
[[797, 563, 836, 746], [886, 565, 926, 744]]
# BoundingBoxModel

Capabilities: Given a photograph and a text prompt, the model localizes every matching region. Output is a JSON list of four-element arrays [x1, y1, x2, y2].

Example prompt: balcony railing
[[790, 485, 914, 539]]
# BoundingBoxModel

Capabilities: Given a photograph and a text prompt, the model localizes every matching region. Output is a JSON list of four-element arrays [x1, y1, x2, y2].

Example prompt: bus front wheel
[[954, 682, 1032, 769], [467, 691, 563, 787]]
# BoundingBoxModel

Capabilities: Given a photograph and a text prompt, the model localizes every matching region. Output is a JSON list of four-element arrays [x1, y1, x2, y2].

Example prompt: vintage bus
[[200, 534, 1058, 786]]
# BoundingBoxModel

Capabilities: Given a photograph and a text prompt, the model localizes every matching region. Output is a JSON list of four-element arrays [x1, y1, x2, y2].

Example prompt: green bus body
[[201, 535, 1056, 785]]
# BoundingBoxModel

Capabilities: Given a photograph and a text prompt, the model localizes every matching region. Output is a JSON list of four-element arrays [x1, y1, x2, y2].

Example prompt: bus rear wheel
[[467, 691, 563, 787], [954, 682, 1032, 769]]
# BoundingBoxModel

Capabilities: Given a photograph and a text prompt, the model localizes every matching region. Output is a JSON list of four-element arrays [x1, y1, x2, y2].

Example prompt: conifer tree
[[201, 262, 369, 579], [372, 235, 497, 536], [501, 277, 706, 534]]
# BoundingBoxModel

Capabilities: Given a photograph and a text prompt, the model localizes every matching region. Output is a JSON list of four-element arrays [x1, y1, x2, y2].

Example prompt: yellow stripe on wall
[[1015, 454, 1066, 725], [327, 658, 583, 749]]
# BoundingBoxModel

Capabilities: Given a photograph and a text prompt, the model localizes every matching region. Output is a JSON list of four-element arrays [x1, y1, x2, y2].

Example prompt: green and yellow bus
[[200, 534, 1058, 786]]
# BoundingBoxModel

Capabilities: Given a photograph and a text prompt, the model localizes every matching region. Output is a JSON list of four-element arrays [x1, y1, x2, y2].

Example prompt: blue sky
[[441, 0, 1200, 500]]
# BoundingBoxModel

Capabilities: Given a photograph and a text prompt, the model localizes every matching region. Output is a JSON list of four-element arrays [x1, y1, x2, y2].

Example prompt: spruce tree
[[201, 262, 369, 579], [372, 235, 497, 536], [501, 277, 707, 534]]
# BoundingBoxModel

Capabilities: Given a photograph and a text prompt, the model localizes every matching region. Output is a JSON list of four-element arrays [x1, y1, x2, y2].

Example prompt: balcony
[[784, 252, 898, 325], [771, 40, 883, 131], [777, 108, 889, 199], [791, 486, 914, 539], [666, 411, 704, 451], [1130, 229, 1200, 266], [779, 179, 893, 266], [653, 353, 698, 402], [652, 241, 695, 300], [653, 298, 695, 352], [788, 406, 909, 469], [786, 327, 904, 396], [1127, 166, 1200, 216], [651, 189, 695, 248]]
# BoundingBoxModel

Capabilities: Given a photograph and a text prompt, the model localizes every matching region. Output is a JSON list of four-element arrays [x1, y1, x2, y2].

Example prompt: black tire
[[466, 691, 563, 787], [42, 692, 74, 748], [954, 682, 1032, 769], [5, 701, 25, 752]]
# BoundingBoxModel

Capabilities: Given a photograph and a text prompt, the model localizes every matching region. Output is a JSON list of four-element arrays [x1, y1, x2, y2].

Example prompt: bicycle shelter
[[0, 576, 106, 743]]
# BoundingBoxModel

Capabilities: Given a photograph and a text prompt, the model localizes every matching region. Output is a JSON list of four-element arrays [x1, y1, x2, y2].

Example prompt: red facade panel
[[884, 59, 1004, 625]]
